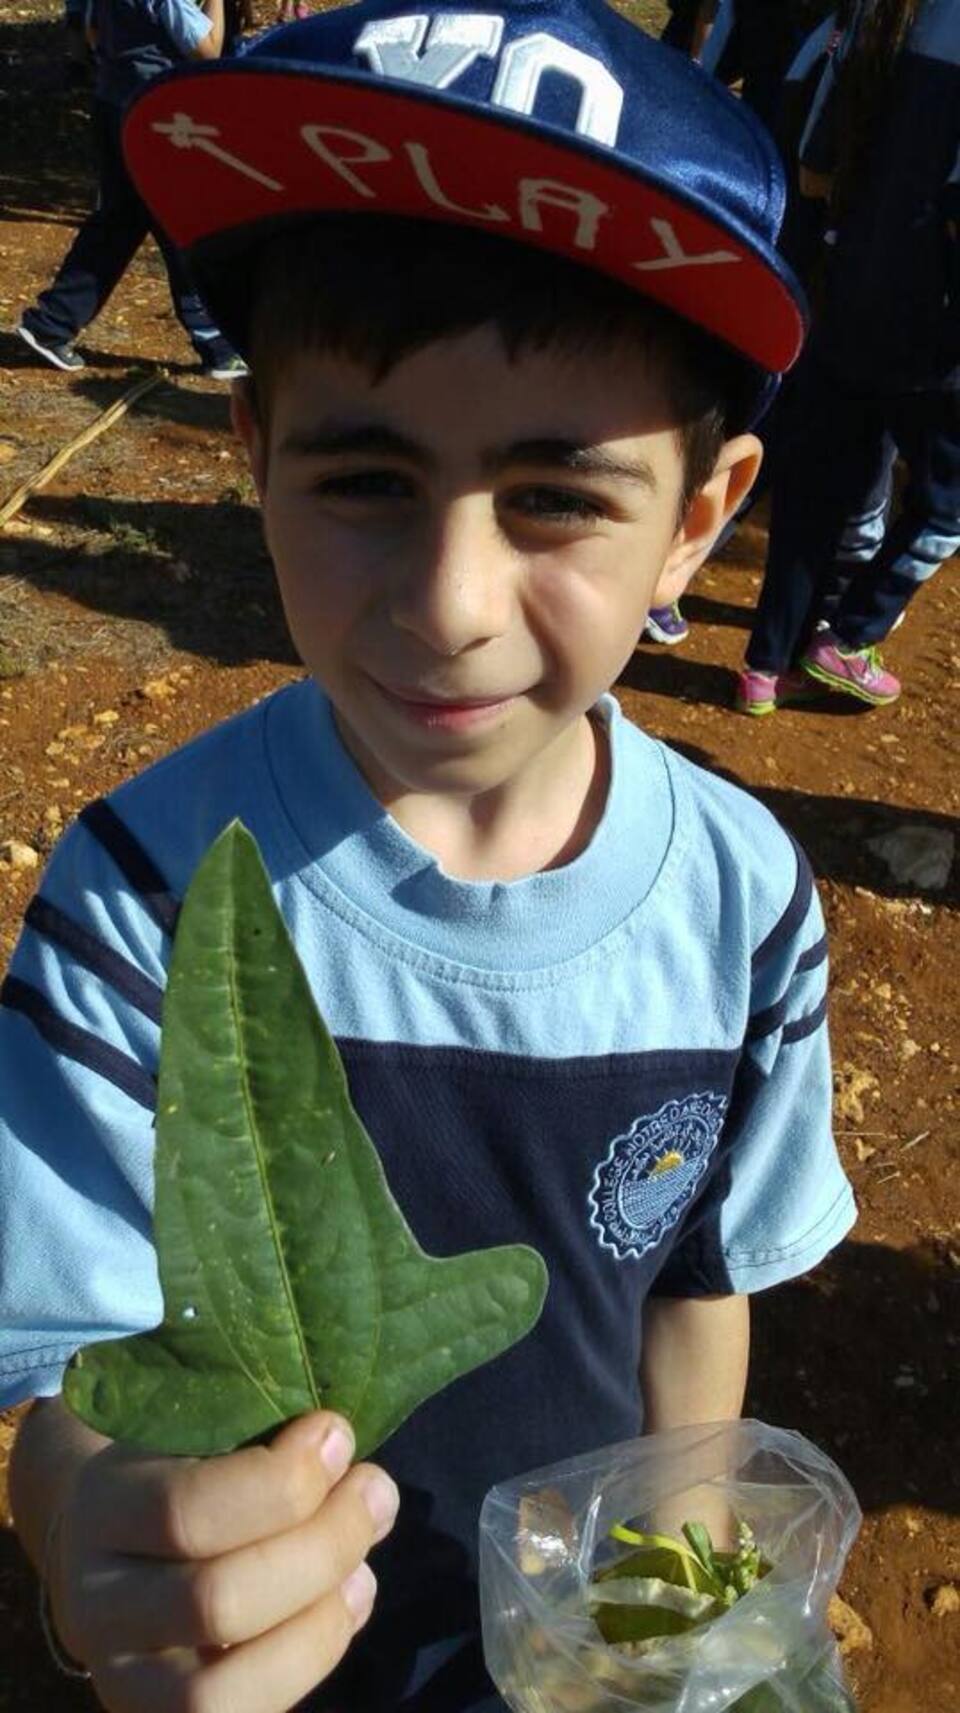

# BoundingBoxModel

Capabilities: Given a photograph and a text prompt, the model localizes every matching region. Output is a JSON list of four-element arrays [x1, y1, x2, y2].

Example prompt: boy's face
[[235, 327, 757, 809]]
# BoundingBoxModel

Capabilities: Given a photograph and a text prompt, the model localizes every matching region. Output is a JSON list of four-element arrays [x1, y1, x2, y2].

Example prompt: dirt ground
[[0, 3, 957, 1709]]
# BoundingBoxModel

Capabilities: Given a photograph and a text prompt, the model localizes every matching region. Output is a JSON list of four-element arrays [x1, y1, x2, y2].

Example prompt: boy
[[17, 0, 244, 377], [2, 5, 856, 1710]]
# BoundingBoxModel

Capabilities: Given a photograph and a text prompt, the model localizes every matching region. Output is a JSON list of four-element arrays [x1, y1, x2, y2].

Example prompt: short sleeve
[[154, 0, 213, 58], [0, 810, 171, 1406], [652, 846, 856, 1297]]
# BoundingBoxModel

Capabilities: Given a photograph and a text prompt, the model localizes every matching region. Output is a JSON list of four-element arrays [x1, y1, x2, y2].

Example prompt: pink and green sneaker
[[735, 668, 816, 717], [800, 628, 901, 706]]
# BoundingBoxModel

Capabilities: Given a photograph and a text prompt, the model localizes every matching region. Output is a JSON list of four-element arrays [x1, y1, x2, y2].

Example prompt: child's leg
[[816, 446, 897, 625], [829, 391, 960, 648], [744, 360, 888, 673], [152, 227, 241, 371], [21, 102, 147, 348]]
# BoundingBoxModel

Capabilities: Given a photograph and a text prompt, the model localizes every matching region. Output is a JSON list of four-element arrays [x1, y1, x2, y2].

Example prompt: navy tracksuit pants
[[23, 99, 229, 365], [746, 359, 960, 672]]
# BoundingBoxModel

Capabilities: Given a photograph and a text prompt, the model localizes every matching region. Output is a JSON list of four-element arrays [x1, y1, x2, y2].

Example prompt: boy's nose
[[389, 498, 513, 657]]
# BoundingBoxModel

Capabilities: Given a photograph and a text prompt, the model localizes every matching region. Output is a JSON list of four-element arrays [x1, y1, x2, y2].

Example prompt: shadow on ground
[[0, 20, 95, 223], [659, 735, 959, 905], [10, 490, 295, 669], [747, 1236, 959, 1516]]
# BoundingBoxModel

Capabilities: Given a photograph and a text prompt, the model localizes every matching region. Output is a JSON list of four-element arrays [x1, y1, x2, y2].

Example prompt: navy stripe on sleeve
[[0, 976, 157, 1111], [751, 837, 814, 977], [25, 897, 164, 1025], [782, 993, 829, 1045], [796, 933, 828, 974], [79, 800, 180, 937]]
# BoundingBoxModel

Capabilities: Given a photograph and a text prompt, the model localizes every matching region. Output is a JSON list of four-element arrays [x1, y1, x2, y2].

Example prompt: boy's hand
[[49, 1410, 398, 1713]]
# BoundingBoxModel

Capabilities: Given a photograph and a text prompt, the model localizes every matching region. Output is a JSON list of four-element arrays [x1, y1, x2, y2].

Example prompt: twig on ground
[[900, 1130, 932, 1152], [0, 372, 166, 530]]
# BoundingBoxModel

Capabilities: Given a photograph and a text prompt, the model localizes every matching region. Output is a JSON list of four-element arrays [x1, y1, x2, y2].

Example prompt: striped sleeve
[[653, 840, 856, 1297], [0, 805, 176, 1406]]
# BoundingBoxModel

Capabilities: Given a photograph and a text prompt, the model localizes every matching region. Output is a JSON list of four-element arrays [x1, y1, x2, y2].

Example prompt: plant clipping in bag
[[63, 820, 548, 1458], [479, 1419, 862, 1712]]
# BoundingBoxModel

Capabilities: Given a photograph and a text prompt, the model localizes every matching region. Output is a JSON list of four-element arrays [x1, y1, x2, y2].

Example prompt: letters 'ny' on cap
[[123, 0, 806, 385]]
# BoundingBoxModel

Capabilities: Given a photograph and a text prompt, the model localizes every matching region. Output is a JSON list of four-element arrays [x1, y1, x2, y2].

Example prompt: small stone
[[853, 1138, 877, 1163], [867, 824, 955, 891], [139, 676, 176, 702], [44, 741, 65, 758], [834, 1064, 880, 1125], [43, 805, 62, 826], [828, 1594, 873, 1655], [93, 708, 120, 725], [0, 839, 39, 869], [929, 1584, 960, 1618], [901, 1038, 920, 1059]]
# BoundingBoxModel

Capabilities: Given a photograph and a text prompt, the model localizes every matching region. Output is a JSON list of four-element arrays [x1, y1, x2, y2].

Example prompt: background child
[[738, 0, 960, 713], [17, 0, 245, 377], [3, 6, 854, 1710]]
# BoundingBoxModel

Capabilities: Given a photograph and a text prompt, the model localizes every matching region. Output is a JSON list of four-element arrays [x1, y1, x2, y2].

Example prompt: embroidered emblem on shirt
[[588, 1092, 727, 1260]]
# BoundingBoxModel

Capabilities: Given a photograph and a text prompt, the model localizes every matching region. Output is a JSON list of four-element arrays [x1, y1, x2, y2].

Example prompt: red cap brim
[[124, 64, 805, 373]]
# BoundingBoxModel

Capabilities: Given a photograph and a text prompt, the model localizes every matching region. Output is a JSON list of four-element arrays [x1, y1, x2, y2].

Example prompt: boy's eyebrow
[[278, 421, 429, 463], [278, 423, 658, 490], [485, 439, 659, 491]]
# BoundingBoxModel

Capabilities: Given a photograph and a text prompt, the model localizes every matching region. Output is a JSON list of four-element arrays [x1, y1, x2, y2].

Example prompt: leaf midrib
[[225, 877, 319, 1413]]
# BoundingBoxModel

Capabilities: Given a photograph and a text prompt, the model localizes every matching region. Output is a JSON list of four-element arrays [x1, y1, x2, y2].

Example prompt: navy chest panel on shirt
[[339, 1036, 738, 1292], [336, 1038, 739, 1532], [322, 1039, 740, 1713]]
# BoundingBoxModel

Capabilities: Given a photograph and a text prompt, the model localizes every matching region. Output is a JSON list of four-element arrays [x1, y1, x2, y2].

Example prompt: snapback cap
[[123, 0, 806, 399]]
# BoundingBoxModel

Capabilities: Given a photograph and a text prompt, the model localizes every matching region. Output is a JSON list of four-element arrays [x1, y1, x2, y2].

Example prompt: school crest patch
[[588, 1092, 727, 1260]]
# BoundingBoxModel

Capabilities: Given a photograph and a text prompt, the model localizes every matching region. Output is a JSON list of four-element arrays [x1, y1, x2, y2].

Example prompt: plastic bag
[[479, 1419, 861, 1713]]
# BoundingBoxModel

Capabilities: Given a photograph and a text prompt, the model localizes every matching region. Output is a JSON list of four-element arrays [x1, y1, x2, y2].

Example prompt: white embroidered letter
[[404, 142, 509, 222], [492, 33, 624, 146], [632, 217, 739, 273], [152, 114, 283, 191], [354, 13, 504, 88], [517, 178, 609, 250], [300, 125, 392, 198]]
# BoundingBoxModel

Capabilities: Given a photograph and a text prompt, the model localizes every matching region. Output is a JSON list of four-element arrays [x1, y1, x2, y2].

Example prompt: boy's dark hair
[[242, 216, 754, 522]]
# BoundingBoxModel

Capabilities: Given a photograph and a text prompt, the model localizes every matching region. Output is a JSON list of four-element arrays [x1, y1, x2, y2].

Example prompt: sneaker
[[643, 602, 689, 645], [800, 627, 901, 706], [201, 354, 249, 381], [735, 667, 816, 717], [17, 323, 85, 372]]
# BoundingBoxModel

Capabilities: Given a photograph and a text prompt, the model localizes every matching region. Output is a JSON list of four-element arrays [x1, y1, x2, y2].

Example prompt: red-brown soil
[[0, 6, 957, 1711]]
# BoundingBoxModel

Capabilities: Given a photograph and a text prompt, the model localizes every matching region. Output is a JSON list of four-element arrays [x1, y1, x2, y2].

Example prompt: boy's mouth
[[371, 678, 518, 729]]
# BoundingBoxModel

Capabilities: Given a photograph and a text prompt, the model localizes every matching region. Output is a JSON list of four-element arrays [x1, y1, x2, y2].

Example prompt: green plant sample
[[590, 1519, 769, 1644], [64, 821, 548, 1457]]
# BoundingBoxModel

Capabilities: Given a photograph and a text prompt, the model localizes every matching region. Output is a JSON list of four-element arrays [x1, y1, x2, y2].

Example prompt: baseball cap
[[123, 0, 806, 408]]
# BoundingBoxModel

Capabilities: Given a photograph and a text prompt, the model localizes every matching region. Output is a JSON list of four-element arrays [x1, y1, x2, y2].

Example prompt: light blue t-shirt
[[0, 682, 854, 1712]]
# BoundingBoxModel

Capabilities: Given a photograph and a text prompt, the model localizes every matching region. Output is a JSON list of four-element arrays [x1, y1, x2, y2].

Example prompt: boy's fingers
[[94, 1572, 376, 1713], [81, 1462, 398, 1654], [79, 1412, 356, 1559]]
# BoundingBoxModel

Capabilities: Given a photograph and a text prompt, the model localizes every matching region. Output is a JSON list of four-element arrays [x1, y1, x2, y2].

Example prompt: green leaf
[[681, 1520, 720, 1583], [595, 1542, 717, 1598], [63, 821, 548, 1457]]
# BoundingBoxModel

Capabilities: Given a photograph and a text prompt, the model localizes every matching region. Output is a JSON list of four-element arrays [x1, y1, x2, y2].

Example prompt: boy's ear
[[652, 434, 763, 607], [230, 380, 268, 500]]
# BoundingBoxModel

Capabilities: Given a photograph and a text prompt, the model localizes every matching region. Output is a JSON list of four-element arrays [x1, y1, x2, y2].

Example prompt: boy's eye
[[314, 470, 415, 501], [505, 485, 605, 526]]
